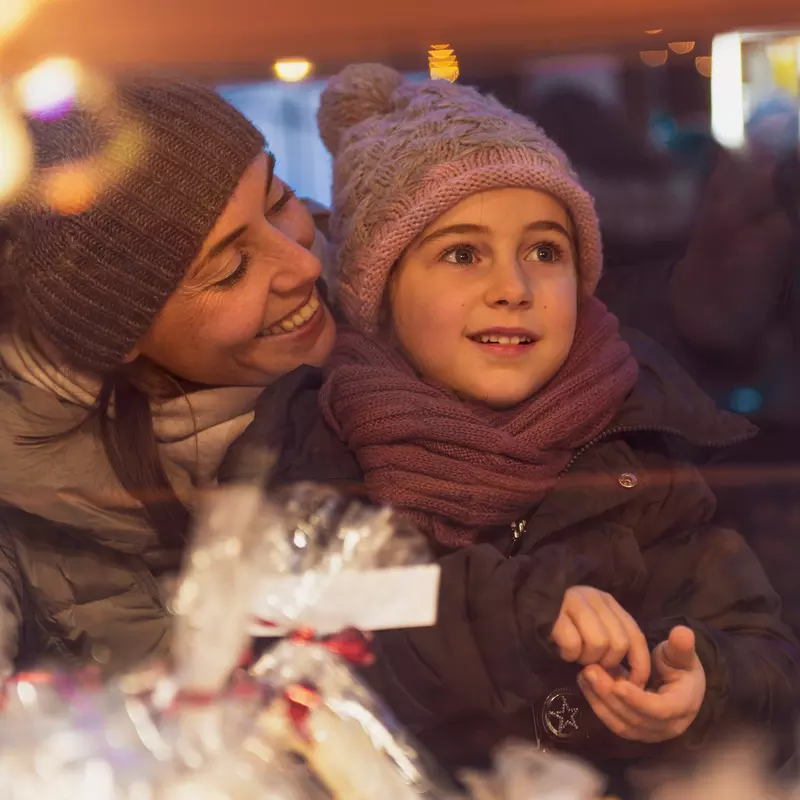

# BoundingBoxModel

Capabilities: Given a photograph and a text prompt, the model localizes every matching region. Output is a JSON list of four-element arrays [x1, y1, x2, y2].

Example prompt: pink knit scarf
[[319, 298, 639, 548]]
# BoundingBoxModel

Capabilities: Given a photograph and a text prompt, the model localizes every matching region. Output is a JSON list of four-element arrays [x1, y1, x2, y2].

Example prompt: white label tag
[[249, 564, 441, 637]]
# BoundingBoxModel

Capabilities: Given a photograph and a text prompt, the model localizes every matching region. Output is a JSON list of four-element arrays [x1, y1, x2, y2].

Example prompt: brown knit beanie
[[317, 64, 603, 336], [0, 76, 265, 373]]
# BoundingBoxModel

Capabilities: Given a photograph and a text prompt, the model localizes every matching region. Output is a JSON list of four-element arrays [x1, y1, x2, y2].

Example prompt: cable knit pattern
[[319, 298, 639, 548], [317, 64, 603, 336]]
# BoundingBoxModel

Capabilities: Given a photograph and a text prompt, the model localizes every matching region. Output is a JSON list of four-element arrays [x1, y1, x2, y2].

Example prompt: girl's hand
[[578, 625, 707, 743], [551, 586, 651, 688]]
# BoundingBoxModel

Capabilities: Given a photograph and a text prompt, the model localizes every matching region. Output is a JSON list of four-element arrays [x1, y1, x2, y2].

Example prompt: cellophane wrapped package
[[0, 480, 607, 799]]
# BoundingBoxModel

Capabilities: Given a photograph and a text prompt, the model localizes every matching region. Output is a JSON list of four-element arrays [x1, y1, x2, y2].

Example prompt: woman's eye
[[442, 245, 479, 265], [527, 243, 561, 263], [214, 251, 251, 289]]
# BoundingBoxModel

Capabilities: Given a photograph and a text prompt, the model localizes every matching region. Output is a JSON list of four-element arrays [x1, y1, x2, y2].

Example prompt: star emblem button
[[542, 689, 581, 740]]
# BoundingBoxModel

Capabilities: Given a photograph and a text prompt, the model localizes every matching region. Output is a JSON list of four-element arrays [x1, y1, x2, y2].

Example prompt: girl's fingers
[[551, 613, 583, 663], [583, 591, 634, 672], [579, 672, 672, 742], [566, 592, 616, 667], [612, 678, 696, 722], [578, 674, 645, 740], [598, 594, 651, 688], [580, 669, 661, 732]]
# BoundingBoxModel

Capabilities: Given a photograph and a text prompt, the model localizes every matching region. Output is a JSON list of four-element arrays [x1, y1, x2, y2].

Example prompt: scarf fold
[[319, 298, 639, 547]]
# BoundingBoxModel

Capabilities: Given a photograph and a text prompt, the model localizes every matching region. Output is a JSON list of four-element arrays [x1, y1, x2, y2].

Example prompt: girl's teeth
[[476, 334, 532, 345]]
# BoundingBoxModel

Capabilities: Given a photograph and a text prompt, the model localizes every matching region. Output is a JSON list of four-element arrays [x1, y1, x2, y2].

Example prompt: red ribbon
[[284, 682, 323, 739], [266, 625, 374, 739], [288, 626, 375, 667]]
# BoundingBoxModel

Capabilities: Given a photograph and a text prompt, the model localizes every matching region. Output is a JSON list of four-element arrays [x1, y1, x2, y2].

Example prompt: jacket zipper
[[508, 424, 753, 557]]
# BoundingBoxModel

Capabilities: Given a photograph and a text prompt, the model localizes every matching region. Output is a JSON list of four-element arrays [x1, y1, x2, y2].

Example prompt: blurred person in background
[[0, 76, 336, 675], [668, 95, 800, 637], [529, 86, 699, 272]]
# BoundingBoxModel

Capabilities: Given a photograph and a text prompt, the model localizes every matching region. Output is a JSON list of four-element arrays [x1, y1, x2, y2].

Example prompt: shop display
[[0, 482, 605, 799]]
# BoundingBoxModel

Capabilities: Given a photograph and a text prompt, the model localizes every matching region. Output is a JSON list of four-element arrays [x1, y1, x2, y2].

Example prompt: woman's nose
[[270, 233, 324, 293]]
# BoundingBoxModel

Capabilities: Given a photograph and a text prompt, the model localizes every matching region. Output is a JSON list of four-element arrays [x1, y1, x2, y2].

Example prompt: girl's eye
[[441, 244, 479, 265], [527, 242, 563, 263], [266, 184, 296, 218], [214, 251, 251, 289]]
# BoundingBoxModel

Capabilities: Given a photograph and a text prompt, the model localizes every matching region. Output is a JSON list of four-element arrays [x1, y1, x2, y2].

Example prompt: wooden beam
[[1, 0, 798, 80]]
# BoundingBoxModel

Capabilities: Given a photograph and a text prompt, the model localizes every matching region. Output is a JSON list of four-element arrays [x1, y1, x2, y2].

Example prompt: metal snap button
[[618, 472, 638, 489], [542, 689, 582, 740]]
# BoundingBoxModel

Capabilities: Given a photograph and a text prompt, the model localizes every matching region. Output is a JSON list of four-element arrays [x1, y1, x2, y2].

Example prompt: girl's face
[[390, 188, 578, 408], [135, 152, 336, 386]]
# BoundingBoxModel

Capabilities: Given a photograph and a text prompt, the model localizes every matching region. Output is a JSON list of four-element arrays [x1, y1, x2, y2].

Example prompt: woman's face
[[390, 188, 578, 408], [135, 152, 336, 386]]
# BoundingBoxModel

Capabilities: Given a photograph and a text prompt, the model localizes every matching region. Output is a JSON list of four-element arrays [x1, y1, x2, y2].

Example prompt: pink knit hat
[[318, 64, 603, 336]]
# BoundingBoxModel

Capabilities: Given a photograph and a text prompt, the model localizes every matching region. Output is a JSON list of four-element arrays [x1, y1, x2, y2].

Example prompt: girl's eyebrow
[[522, 220, 573, 241], [418, 219, 573, 248], [419, 223, 489, 247]]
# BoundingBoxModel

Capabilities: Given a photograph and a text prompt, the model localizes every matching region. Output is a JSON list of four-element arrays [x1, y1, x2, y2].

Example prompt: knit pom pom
[[317, 64, 404, 157]]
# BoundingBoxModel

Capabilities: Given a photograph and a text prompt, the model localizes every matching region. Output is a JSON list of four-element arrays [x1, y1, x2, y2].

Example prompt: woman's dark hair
[[94, 361, 191, 549], [16, 344, 191, 549], [0, 216, 189, 547]]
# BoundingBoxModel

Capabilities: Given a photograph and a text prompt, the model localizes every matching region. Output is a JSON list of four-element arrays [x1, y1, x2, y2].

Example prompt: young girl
[[225, 65, 798, 782]]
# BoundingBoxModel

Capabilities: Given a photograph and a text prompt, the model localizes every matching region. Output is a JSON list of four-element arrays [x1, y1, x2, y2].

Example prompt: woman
[[0, 76, 336, 675]]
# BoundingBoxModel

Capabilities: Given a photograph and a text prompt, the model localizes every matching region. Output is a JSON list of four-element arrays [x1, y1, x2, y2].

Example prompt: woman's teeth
[[260, 294, 320, 337], [475, 334, 533, 345]]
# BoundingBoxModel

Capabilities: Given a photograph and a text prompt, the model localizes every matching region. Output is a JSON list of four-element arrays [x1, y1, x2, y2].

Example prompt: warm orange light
[[43, 162, 98, 215], [0, 0, 37, 40], [0, 100, 32, 204], [429, 44, 459, 82], [767, 42, 799, 95], [668, 41, 696, 55], [273, 59, 312, 83], [16, 57, 82, 118], [695, 56, 712, 78], [640, 50, 669, 67], [645, 29, 663, 35]]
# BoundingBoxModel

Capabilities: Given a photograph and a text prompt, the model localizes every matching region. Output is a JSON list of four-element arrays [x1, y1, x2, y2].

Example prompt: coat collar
[[610, 326, 757, 447]]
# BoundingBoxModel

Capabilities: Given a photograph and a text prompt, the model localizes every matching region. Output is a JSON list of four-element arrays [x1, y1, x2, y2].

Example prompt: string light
[[0, 0, 37, 40], [0, 97, 32, 204], [273, 59, 312, 83], [695, 56, 712, 78], [429, 44, 459, 82], [640, 50, 669, 67], [668, 42, 696, 55], [16, 57, 81, 120]]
